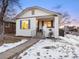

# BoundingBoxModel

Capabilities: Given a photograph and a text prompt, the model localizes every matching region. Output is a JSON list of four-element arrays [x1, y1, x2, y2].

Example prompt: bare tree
[[52, 5, 71, 26], [0, 0, 21, 39], [52, 5, 71, 27], [60, 12, 71, 26]]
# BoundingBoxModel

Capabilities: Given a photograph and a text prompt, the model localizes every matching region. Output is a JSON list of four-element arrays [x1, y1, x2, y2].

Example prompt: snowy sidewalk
[[0, 39, 27, 53], [0, 38, 40, 59]]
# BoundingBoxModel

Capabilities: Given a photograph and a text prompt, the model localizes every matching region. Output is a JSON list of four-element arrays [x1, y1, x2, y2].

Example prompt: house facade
[[15, 6, 62, 38]]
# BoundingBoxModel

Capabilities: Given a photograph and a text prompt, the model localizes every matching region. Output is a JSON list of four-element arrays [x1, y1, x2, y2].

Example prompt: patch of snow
[[59, 34, 79, 45], [18, 39, 79, 59], [0, 39, 27, 53], [65, 34, 79, 41]]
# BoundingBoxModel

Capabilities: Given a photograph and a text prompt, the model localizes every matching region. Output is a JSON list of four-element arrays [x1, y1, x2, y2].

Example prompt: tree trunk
[[0, 0, 8, 40]]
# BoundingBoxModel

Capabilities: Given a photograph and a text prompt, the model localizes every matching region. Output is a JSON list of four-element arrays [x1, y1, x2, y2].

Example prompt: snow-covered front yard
[[18, 35, 79, 59], [0, 39, 27, 53], [59, 34, 79, 45]]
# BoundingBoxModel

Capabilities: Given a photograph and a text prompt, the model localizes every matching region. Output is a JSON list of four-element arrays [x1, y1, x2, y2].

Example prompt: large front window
[[20, 20, 30, 29]]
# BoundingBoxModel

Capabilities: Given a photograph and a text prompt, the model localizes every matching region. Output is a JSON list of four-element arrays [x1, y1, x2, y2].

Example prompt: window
[[32, 9, 35, 15], [44, 20, 54, 28], [20, 20, 30, 29], [47, 21, 51, 27]]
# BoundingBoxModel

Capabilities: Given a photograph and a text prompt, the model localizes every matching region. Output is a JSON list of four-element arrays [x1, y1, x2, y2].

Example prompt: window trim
[[20, 20, 30, 29], [43, 20, 54, 28], [31, 9, 35, 15]]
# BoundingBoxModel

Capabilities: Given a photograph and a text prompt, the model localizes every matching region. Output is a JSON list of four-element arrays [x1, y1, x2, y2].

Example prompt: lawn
[[0, 34, 28, 46], [17, 34, 79, 59], [0, 34, 28, 53]]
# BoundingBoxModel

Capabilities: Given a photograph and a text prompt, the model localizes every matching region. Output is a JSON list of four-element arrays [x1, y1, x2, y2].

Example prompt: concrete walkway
[[0, 38, 40, 59]]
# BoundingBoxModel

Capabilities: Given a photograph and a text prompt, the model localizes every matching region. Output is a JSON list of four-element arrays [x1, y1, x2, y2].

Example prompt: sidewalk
[[0, 38, 40, 59]]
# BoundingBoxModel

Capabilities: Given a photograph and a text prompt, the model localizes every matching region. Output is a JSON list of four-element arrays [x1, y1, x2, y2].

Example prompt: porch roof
[[14, 14, 57, 19]]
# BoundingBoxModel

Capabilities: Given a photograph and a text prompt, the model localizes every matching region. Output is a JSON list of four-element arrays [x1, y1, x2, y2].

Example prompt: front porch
[[34, 16, 59, 38], [36, 17, 54, 38]]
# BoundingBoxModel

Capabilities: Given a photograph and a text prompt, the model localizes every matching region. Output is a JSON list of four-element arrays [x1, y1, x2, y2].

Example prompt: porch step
[[36, 32, 43, 38]]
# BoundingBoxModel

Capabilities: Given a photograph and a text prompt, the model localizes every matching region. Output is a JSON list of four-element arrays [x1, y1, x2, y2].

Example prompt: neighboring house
[[64, 26, 79, 36], [4, 19, 16, 34], [15, 6, 62, 38], [77, 27, 79, 32]]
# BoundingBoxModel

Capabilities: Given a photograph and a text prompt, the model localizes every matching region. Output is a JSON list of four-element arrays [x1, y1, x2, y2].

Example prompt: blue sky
[[19, 0, 79, 21]]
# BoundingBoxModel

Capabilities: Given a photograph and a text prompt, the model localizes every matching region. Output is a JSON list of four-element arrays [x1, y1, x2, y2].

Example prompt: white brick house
[[15, 6, 62, 38]]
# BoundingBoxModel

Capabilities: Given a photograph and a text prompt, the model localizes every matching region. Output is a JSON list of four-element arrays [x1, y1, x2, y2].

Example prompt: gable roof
[[15, 6, 62, 18]]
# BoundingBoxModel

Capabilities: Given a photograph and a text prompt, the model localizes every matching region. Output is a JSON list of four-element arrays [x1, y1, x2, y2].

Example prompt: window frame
[[44, 20, 54, 28], [31, 9, 35, 15], [20, 20, 30, 30]]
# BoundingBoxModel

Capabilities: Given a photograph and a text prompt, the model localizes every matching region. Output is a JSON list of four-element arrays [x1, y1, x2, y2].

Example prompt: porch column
[[54, 16, 59, 38]]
